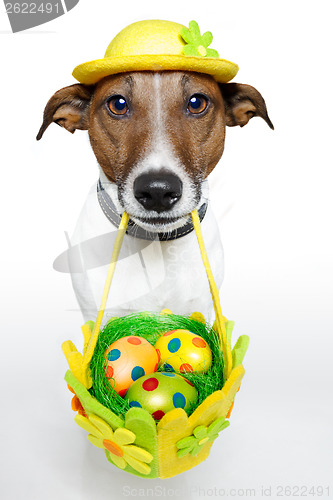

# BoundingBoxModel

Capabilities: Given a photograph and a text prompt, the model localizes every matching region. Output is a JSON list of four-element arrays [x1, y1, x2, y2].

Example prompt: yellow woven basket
[[62, 210, 248, 479]]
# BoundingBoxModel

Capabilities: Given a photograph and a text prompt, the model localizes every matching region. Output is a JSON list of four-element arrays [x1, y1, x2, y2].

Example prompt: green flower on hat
[[180, 20, 219, 58], [176, 416, 230, 458]]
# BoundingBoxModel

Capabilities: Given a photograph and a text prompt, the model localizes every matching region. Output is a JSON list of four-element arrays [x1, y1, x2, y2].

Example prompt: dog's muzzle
[[133, 172, 182, 213], [97, 179, 208, 241]]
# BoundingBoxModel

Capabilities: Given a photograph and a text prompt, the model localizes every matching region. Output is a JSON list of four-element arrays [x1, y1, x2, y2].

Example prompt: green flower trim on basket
[[180, 20, 219, 58], [176, 416, 230, 458]]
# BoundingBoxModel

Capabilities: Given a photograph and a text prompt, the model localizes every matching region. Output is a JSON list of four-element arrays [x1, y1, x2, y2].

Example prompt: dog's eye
[[187, 94, 208, 114], [107, 96, 129, 115]]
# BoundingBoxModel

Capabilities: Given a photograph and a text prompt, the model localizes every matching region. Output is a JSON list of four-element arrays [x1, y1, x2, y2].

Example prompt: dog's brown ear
[[219, 83, 274, 129], [36, 84, 94, 140]]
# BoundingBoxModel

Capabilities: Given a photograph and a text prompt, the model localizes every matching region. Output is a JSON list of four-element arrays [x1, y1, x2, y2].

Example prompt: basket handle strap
[[82, 209, 232, 378], [82, 211, 129, 372], [191, 210, 232, 377]]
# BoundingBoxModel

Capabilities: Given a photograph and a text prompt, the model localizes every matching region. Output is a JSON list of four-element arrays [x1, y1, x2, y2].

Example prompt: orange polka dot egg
[[104, 336, 159, 397], [154, 329, 212, 373]]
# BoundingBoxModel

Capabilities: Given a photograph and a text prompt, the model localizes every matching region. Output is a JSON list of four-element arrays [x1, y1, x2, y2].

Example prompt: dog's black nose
[[134, 172, 183, 212]]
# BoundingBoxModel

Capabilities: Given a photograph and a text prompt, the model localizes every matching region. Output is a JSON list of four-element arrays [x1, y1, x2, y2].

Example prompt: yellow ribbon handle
[[191, 209, 232, 378], [82, 211, 130, 376]]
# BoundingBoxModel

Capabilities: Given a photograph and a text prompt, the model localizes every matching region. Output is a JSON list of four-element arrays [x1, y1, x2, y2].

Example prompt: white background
[[0, 1, 332, 499]]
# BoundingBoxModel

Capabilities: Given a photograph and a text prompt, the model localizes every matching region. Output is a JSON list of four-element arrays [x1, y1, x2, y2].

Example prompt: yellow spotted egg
[[154, 329, 212, 373]]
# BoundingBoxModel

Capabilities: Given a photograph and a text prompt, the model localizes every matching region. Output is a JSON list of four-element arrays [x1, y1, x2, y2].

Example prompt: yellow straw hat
[[72, 20, 239, 85]]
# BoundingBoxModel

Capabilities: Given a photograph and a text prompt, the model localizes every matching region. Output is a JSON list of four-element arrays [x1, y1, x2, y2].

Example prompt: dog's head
[[37, 71, 273, 231]]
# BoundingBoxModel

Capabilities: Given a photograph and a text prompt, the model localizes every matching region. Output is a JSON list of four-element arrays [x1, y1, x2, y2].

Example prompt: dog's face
[[89, 72, 226, 231], [37, 71, 273, 231]]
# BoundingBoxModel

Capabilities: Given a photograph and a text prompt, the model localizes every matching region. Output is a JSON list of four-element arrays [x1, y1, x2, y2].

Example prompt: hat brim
[[72, 54, 239, 85]]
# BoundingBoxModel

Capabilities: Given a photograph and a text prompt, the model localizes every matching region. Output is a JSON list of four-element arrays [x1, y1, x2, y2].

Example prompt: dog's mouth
[[116, 172, 206, 233], [129, 213, 191, 233]]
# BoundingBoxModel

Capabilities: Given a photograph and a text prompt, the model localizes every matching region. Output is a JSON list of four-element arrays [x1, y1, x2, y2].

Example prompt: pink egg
[[104, 336, 159, 397]]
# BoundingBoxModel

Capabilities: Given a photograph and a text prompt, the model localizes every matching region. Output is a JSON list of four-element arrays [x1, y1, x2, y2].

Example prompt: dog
[[37, 71, 273, 324]]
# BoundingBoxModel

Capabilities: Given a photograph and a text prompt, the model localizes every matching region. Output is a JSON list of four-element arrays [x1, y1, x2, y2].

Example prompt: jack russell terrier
[[37, 70, 272, 324]]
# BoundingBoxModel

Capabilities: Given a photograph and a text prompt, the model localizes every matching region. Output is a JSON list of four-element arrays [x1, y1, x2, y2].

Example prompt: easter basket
[[62, 210, 249, 479]]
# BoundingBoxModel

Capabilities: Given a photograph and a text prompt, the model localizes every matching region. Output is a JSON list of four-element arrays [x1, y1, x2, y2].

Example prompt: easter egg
[[104, 336, 159, 397], [125, 372, 197, 420], [154, 329, 212, 373]]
